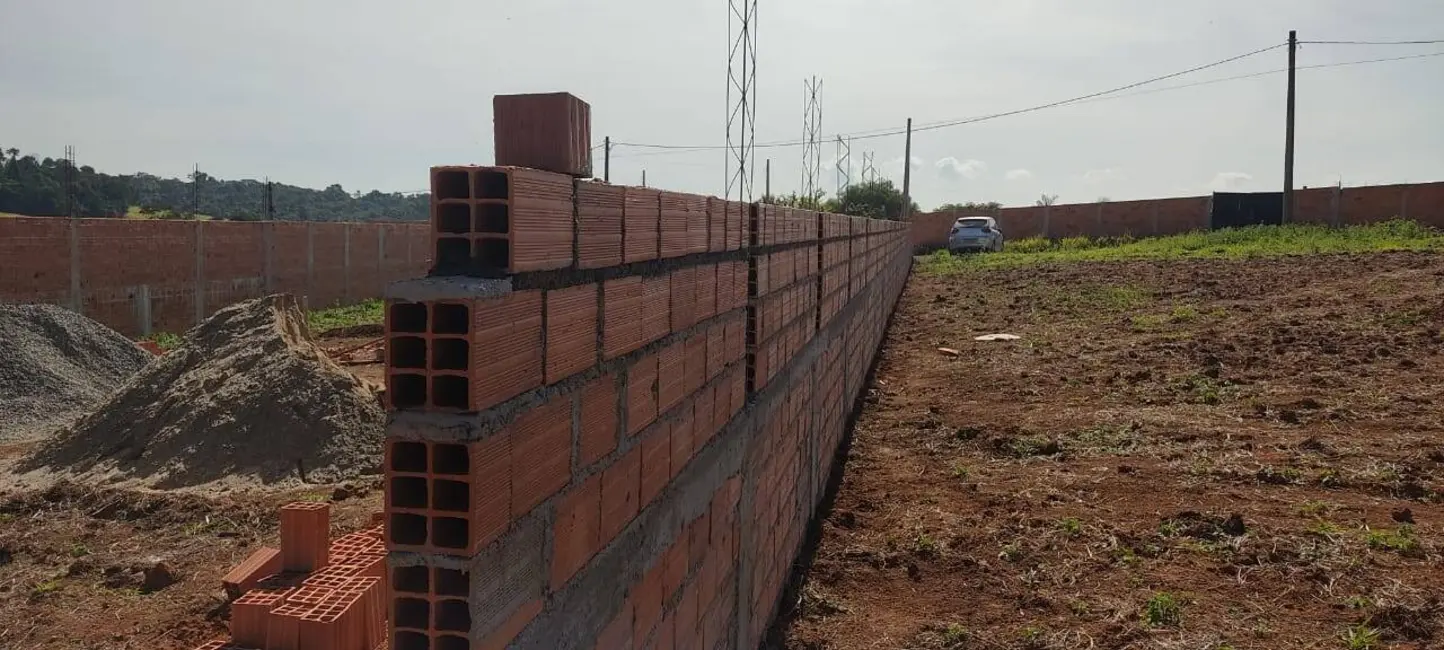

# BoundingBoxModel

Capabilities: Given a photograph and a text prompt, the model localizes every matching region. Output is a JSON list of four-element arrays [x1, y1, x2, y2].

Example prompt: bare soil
[[0, 319, 388, 650], [783, 251, 1444, 650]]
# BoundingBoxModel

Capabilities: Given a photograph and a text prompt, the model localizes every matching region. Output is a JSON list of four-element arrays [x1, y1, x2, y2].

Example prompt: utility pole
[[901, 118, 913, 220], [192, 164, 200, 217], [264, 178, 276, 220], [1283, 29, 1297, 224], [765, 159, 771, 199], [641, 170, 647, 187], [603, 136, 611, 183]]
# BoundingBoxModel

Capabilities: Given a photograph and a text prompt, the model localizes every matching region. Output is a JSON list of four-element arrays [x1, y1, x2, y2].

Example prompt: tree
[[832, 179, 918, 220], [936, 201, 1001, 216], [1036, 193, 1059, 207], [761, 189, 831, 211]]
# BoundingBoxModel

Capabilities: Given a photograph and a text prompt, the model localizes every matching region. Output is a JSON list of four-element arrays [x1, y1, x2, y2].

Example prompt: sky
[[1, 0, 1442, 210]]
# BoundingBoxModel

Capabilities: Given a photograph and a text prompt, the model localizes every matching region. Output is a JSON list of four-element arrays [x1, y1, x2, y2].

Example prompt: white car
[[948, 216, 1005, 253]]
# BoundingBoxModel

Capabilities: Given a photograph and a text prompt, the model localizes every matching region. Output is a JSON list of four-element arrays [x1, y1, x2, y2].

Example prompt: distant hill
[[0, 146, 428, 222]]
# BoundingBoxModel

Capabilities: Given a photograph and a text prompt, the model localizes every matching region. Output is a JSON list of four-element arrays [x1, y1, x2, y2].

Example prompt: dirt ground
[[0, 328, 386, 650], [783, 251, 1444, 650]]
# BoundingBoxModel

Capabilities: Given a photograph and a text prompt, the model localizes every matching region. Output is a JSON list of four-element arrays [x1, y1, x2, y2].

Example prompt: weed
[[295, 491, 331, 503], [1256, 465, 1303, 485], [1380, 309, 1428, 328], [30, 579, 62, 598], [950, 464, 970, 480], [144, 331, 183, 351], [1130, 313, 1168, 331], [1317, 469, 1345, 489], [1179, 374, 1233, 405], [1141, 592, 1185, 627], [1068, 423, 1141, 453], [0, 513, 14, 524], [1004, 436, 1064, 458], [308, 299, 383, 334], [1365, 525, 1421, 555], [1005, 237, 1053, 254], [1157, 520, 1183, 538], [1343, 595, 1373, 610], [68, 544, 89, 558], [913, 533, 941, 558], [1170, 305, 1201, 322], [1057, 518, 1083, 538], [999, 543, 1025, 562], [1307, 520, 1345, 537], [1068, 600, 1090, 616], [1298, 500, 1335, 516], [954, 427, 983, 441], [940, 623, 969, 647], [1341, 624, 1381, 650]]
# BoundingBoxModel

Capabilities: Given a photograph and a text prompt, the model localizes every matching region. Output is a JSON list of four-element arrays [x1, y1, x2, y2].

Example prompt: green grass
[[920, 220, 1443, 273], [1141, 592, 1185, 627], [308, 299, 384, 334], [1341, 624, 1381, 649], [143, 331, 183, 351]]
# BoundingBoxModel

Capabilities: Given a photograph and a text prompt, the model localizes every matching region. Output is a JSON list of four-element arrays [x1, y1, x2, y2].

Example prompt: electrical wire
[[609, 45, 1444, 159], [612, 42, 1287, 152], [1302, 39, 1444, 45]]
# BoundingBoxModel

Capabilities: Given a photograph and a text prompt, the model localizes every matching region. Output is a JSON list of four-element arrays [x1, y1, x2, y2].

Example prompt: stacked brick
[[199, 503, 389, 650], [381, 93, 912, 649]]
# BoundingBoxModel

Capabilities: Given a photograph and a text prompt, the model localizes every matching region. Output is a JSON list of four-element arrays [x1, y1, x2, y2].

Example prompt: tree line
[[0, 145, 428, 221]]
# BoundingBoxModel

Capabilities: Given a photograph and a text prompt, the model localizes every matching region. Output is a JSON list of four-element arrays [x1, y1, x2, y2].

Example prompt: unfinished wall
[[0, 217, 431, 336], [381, 167, 911, 650], [909, 180, 1444, 250]]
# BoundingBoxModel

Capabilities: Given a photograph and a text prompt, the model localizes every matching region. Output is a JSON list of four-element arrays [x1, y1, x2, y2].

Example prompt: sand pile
[[21, 294, 385, 488], [0, 304, 153, 441]]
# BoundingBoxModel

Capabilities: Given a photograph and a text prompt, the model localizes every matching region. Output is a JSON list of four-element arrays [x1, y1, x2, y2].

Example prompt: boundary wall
[[910, 180, 1444, 250], [0, 217, 431, 336], [382, 165, 911, 650]]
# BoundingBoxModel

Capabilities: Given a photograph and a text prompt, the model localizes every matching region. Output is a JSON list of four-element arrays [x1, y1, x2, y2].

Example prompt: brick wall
[[909, 180, 1444, 250], [0, 217, 431, 336], [382, 167, 911, 650]]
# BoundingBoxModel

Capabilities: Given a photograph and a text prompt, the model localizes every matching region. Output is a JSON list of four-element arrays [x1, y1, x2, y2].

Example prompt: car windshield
[[956, 218, 991, 229]]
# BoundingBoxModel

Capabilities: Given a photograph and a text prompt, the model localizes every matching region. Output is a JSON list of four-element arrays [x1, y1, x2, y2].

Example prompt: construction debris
[[0, 303, 153, 441], [19, 295, 385, 488]]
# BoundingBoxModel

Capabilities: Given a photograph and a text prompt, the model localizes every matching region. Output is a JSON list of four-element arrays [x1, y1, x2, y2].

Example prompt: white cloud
[[935, 157, 987, 181], [1082, 168, 1123, 184], [883, 156, 925, 178], [1208, 172, 1253, 191], [1004, 169, 1033, 181]]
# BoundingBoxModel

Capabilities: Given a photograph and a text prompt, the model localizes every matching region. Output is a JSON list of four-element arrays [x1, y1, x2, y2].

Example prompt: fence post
[[194, 221, 206, 326], [378, 225, 388, 284], [68, 218, 82, 313]]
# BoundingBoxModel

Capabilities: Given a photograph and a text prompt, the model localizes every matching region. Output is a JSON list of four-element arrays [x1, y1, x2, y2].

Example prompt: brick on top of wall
[[577, 180, 625, 269], [0, 218, 71, 301], [693, 262, 717, 322], [658, 191, 691, 259], [544, 283, 599, 384], [624, 187, 661, 264], [641, 273, 672, 345], [669, 266, 696, 331], [707, 197, 727, 253]]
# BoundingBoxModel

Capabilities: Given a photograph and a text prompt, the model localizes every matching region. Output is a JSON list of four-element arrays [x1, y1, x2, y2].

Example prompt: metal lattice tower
[[860, 151, 877, 183], [834, 136, 851, 197], [800, 76, 822, 201], [725, 0, 759, 203], [63, 145, 77, 217]]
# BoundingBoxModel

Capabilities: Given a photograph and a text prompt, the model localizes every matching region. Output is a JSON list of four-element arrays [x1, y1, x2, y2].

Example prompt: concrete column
[[262, 222, 275, 293], [194, 221, 206, 325], [136, 285, 152, 337], [378, 225, 388, 282], [68, 218, 82, 313], [305, 222, 315, 311], [342, 223, 352, 303]]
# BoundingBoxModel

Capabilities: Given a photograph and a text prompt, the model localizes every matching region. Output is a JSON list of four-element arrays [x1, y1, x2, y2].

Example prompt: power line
[[614, 42, 1286, 151], [609, 46, 1443, 159], [1302, 39, 1444, 45]]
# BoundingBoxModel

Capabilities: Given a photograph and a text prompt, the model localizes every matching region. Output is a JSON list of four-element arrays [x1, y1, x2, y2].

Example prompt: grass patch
[[143, 332, 183, 351], [1365, 525, 1421, 555], [919, 220, 1443, 274], [308, 299, 383, 334], [1141, 592, 1185, 627], [1341, 624, 1381, 650]]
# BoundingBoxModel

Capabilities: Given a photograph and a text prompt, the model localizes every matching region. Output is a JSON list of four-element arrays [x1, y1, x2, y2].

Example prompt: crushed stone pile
[[21, 294, 385, 488], [0, 304, 153, 441]]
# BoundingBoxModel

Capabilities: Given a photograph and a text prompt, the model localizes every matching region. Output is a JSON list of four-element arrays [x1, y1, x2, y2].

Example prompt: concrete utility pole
[[641, 170, 647, 187], [1283, 30, 1297, 223], [901, 118, 913, 220], [765, 159, 771, 198], [604, 136, 611, 183]]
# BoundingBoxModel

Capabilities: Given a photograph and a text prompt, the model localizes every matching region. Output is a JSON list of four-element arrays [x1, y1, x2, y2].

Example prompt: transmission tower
[[860, 151, 877, 183], [800, 76, 822, 202], [725, 0, 759, 203], [834, 136, 851, 197]]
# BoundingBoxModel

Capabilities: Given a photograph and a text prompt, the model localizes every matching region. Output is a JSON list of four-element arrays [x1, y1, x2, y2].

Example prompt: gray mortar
[[386, 276, 513, 302]]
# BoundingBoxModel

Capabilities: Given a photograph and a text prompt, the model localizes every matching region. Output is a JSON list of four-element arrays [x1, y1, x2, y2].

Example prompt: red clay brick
[[693, 263, 717, 321], [600, 447, 641, 543], [551, 473, 602, 589], [511, 398, 572, 516], [661, 537, 689, 600], [693, 386, 716, 448], [602, 276, 642, 359], [545, 283, 598, 384], [280, 502, 330, 573], [706, 323, 726, 380], [669, 402, 694, 478], [684, 334, 706, 396], [632, 563, 665, 642], [595, 600, 634, 650], [639, 427, 671, 506], [430, 166, 574, 274], [462, 291, 544, 412], [468, 433, 513, 550], [221, 547, 281, 599], [657, 342, 685, 414], [624, 188, 660, 263], [708, 198, 727, 253], [641, 274, 671, 345], [577, 181, 624, 268], [669, 267, 696, 331], [687, 194, 709, 255], [479, 599, 543, 650], [578, 373, 619, 467], [493, 92, 592, 177], [626, 353, 658, 436], [675, 583, 700, 647]]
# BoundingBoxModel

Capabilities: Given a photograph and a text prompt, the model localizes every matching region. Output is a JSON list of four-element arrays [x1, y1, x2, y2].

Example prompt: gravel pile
[[20, 295, 385, 489], [0, 304, 153, 441]]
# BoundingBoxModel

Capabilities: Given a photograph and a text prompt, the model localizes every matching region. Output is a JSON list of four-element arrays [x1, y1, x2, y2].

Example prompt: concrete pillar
[[194, 221, 206, 325], [378, 225, 388, 282], [136, 284, 152, 337], [68, 218, 82, 313]]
